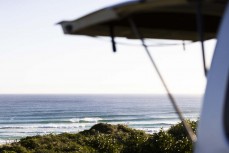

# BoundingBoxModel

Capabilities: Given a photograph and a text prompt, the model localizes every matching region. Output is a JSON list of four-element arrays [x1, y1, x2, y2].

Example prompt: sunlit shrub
[[0, 121, 197, 153]]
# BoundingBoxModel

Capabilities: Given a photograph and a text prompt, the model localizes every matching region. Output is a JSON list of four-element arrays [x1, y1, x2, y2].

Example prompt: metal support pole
[[182, 40, 186, 51], [109, 25, 117, 52], [128, 17, 197, 143], [196, 0, 207, 77]]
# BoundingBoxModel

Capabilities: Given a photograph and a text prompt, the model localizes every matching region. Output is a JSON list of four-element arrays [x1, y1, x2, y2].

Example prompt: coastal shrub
[[0, 121, 197, 153], [141, 130, 174, 153], [121, 130, 149, 153], [142, 120, 197, 153], [168, 120, 197, 140], [0, 145, 29, 153]]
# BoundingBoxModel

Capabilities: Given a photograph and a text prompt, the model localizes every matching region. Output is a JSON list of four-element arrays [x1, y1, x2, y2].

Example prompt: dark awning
[[59, 0, 227, 41]]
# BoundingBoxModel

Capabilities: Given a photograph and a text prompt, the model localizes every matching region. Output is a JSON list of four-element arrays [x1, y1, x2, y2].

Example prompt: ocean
[[0, 94, 202, 144]]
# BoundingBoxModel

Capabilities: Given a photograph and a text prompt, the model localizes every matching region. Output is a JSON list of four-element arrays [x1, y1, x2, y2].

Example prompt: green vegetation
[[0, 120, 197, 153]]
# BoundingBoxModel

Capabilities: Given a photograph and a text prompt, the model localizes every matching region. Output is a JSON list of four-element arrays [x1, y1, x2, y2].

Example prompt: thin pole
[[109, 25, 117, 52], [182, 40, 186, 51], [128, 18, 197, 143], [196, 0, 207, 77]]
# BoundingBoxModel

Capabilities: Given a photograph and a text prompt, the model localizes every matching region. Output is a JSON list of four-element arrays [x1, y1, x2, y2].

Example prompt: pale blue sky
[[0, 0, 215, 94]]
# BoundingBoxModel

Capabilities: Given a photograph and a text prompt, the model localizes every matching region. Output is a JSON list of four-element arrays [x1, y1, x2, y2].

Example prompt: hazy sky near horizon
[[0, 0, 216, 94]]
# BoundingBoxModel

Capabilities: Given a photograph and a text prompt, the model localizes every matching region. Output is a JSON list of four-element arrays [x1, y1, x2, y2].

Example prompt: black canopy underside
[[59, 0, 227, 41]]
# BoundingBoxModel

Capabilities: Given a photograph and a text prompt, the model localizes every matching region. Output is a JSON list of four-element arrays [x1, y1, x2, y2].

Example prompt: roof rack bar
[[128, 17, 197, 143]]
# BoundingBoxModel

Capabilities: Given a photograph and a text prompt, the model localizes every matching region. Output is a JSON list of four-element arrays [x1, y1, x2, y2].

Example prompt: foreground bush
[[0, 120, 197, 153], [142, 120, 197, 153]]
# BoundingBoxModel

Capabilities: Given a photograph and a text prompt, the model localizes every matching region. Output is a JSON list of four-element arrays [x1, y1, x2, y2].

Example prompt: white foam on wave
[[107, 120, 180, 126], [69, 117, 102, 123], [0, 123, 93, 141], [0, 123, 90, 130], [69, 118, 80, 123], [136, 127, 170, 134], [0, 139, 12, 145]]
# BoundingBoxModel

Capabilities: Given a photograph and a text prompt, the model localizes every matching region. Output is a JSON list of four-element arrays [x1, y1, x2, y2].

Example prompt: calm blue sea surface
[[0, 94, 202, 144]]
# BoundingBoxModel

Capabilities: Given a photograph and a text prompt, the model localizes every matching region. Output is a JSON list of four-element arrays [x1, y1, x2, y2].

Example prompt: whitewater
[[0, 94, 202, 144]]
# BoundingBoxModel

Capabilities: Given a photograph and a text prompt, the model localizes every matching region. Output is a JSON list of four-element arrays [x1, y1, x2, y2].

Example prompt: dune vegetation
[[0, 120, 197, 153]]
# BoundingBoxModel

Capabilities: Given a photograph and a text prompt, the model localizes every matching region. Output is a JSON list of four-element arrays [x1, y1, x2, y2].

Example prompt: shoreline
[[0, 121, 197, 153]]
